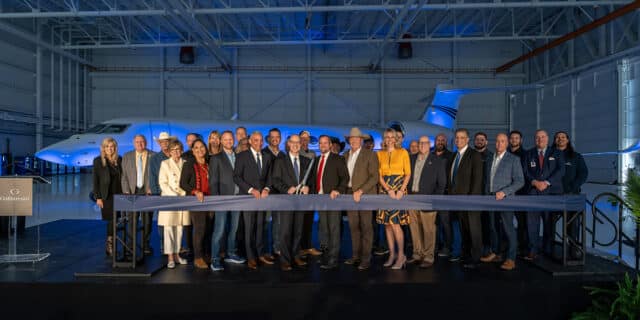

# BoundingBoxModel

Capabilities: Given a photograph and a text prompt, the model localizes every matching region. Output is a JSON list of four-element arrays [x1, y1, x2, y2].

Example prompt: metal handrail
[[585, 197, 618, 247], [590, 192, 640, 271]]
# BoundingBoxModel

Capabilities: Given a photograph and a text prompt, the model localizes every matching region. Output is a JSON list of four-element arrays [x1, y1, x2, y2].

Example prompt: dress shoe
[[265, 254, 275, 260], [344, 257, 360, 265], [391, 255, 407, 270], [247, 259, 258, 270], [462, 261, 478, 269], [143, 246, 153, 256], [203, 254, 212, 264], [437, 249, 450, 257], [374, 248, 390, 256], [500, 259, 516, 271], [194, 258, 208, 269], [419, 261, 434, 269], [259, 255, 275, 265], [280, 263, 292, 272], [448, 255, 461, 262], [294, 257, 307, 267], [320, 263, 337, 270], [105, 236, 113, 256], [357, 261, 370, 271], [523, 252, 537, 261], [480, 253, 497, 263], [407, 256, 421, 264], [306, 248, 323, 256]]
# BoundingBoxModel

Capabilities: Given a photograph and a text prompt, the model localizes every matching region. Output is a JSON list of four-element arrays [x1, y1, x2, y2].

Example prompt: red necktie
[[538, 150, 544, 168], [316, 155, 325, 193]]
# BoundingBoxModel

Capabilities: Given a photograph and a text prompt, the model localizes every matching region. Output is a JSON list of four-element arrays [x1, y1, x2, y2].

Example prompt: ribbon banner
[[114, 194, 586, 212]]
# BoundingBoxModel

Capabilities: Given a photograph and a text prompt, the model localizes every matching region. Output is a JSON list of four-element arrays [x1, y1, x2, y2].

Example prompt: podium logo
[[0, 178, 32, 216], [9, 188, 20, 196]]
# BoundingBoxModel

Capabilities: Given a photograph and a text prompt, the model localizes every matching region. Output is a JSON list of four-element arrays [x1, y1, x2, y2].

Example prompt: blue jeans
[[499, 211, 517, 260], [211, 211, 240, 259]]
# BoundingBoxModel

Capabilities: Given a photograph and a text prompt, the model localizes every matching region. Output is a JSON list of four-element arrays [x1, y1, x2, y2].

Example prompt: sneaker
[[448, 255, 461, 262], [437, 249, 450, 257], [167, 261, 176, 269], [225, 254, 246, 264], [210, 260, 224, 271], [176, 257, 188, 265]]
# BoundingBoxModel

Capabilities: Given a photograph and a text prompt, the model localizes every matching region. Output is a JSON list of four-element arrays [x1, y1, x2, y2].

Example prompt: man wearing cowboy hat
[[148, 131, 176, 254], [342, 127, 379, 270]]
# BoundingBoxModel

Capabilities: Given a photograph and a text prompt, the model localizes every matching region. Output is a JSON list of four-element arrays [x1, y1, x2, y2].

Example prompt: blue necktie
[[256, 152, 262, 175], [136, 153, 143, 188], [451, 152, 460, 186], [293, 157, 300, 184]]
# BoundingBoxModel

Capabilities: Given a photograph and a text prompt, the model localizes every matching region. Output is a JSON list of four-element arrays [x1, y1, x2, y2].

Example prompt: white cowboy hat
[[344, 127, 367, 140], [155, 132, 176, 141]]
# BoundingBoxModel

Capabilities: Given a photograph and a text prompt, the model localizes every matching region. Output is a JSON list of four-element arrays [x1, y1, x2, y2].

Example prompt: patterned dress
[[376, 148, 411, 225]]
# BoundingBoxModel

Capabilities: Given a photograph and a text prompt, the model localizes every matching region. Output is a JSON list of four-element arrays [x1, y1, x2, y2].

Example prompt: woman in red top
[[180, 139, 214, 269]]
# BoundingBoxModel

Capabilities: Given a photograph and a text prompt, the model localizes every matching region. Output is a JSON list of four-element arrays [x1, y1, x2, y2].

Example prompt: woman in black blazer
[[92, 137, 123, 256]]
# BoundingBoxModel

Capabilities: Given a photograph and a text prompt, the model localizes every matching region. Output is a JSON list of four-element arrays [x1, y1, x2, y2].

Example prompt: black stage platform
[[0, 219, 635, 320]]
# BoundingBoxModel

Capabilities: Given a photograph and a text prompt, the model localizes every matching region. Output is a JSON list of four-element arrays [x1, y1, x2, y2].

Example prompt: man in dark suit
[[262, 128, 285, 258], [523, 129, 565, 260], [271, 134, 313, 271], [121, 134, 155, 255], [407, 136, 447, 268], [311, 135, 349, 269], [448, 128, 484, 269], [209, 131, 246, 271], [433, 133, 459, 260], [233, 131, 275, 270], [480, 133, 524, 270], [509, 130, 529, 256], [342, 127, 379, 271]]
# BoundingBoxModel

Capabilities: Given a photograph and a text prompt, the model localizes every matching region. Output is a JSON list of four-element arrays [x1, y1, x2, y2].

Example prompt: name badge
[[530, 161, 536, 168], [548, 157, 555, 161]]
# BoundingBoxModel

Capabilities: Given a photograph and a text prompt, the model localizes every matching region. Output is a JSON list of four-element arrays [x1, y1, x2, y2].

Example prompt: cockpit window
[[85, 124, 107, 133], [84, 124, 129, 134], [100, 124, 130, 134]]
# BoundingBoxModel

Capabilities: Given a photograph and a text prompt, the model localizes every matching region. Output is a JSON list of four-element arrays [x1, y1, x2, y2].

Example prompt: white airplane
[[35, 84, 542, 167]]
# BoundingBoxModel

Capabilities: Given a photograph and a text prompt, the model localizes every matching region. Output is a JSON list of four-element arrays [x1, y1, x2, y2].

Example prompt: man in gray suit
[[343, 127, 379, 271], [480, 133, 524, 270], [121, 134, 155, 255]]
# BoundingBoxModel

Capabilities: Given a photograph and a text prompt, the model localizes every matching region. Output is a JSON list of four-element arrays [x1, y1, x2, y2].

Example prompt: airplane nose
[[35, 141, 97, 167]]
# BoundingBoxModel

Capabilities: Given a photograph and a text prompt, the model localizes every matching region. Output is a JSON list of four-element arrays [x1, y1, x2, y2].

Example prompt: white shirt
[[289, 152, 301, 183], [346, 147, 361, 188], [248, 147, 268, 194], [450, 145, 468, 178], [490, 151, 506, 193], [317, 151, 330, 194]]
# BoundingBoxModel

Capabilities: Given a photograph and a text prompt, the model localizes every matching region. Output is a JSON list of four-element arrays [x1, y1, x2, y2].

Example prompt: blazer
[[209, 151, 239, 196], [343, 148, 379, 194], [148, 151, 169, 195], [523, 147, 565, 195], [158, 158, 190, 226], [310, 152, 349, 195], [483, 151, 525, 196], [508, 146, 527, 195], [447, 147, 484, 195], [560, 150, 588, 194], [92, 156, 122, 201], [121, 149, 155, 194], [271, 153, 312, 194], [233, 148, 274, 194], [407, 153, 446, 195]]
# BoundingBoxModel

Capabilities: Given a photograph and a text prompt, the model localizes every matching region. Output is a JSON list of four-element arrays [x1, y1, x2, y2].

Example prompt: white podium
[[0, 175, 51, 263]]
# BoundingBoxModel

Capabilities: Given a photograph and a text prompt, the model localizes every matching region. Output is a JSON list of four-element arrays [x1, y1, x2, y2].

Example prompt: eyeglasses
[[170, 148, 182, 152], [419, 142, 430, 145]]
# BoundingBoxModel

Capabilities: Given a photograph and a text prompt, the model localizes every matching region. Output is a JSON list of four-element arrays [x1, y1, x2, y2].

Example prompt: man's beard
[[435, 145, 445, 152]]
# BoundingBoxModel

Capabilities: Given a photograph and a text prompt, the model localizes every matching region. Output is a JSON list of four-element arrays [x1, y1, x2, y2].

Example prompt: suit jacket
[[158, 158, 190, 226], [148, 151, 169, 195], [447, 147, 484, 195], [310, 152, 349, 195], [343, 148, 379, 194], [271, 153, 312, 194], [483, 151, 525, 196], [407, 153, 446, 195], [508, 146, 527, 195], [233, 148, 274, 194], [523, 147, 565, 195], [121, 149, 155, 194], [209, 151, 239, 196], [92, 156, 122, 200]]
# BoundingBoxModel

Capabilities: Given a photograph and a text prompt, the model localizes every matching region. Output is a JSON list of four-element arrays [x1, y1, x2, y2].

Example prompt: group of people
[[92, 125, 588, 272]]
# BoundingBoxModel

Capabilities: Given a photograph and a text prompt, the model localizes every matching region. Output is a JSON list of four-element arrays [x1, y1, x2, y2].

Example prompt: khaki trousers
[[408, 210, 437, 263]]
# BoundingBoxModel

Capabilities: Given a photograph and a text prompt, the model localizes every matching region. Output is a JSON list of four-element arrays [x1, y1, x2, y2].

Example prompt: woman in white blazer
[[159, 140, 191, 268]]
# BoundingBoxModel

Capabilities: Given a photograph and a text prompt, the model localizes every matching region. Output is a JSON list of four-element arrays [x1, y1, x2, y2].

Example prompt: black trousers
[[319, 211, 341, 264], [300, 212, 315, 250], [458, 211, 483, 262], [128, 187, 153, 249], [243, 211, 265, 261], [191, 211, 214, 260], [279, 211, 304, 264], [516, 211, 529, 254]]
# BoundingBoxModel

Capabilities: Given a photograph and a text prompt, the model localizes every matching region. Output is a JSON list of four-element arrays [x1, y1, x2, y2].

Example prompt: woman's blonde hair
[[383, 128, 400, 149], [207, 130, 222, 155], [100, 137, 118, 167]]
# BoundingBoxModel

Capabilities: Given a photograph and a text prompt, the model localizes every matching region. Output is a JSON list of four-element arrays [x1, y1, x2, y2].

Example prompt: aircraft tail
[[421, 84, 544, 129]]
